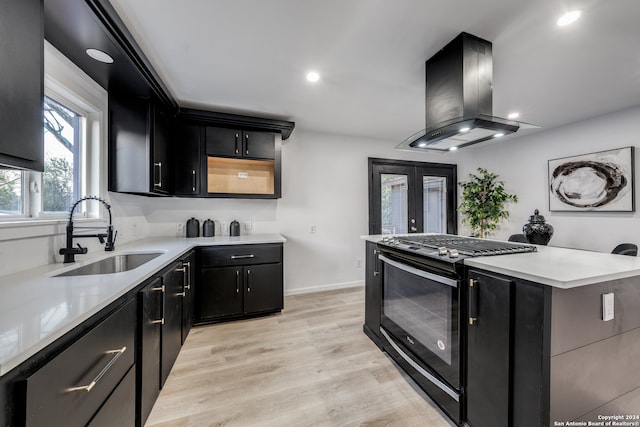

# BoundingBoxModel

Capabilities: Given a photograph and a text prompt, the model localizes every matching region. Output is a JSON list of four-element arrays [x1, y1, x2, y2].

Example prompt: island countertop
[[0, 234, 286, 376], [362, 234, 640, 288]]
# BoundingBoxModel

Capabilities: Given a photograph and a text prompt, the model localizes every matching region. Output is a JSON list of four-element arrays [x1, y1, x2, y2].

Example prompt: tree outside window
[[43, 96, 79, 213]]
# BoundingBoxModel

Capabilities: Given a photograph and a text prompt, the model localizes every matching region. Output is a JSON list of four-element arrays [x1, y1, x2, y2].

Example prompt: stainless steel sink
[[55, 252, 163, 277]]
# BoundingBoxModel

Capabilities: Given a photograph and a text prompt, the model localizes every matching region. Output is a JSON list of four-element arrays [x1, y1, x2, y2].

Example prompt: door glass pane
[[381, 174, 408, 234], [423, 176, 447, 233]]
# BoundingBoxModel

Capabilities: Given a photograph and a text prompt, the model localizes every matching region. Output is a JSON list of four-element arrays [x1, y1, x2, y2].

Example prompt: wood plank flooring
[[146, 286, 454, 427]]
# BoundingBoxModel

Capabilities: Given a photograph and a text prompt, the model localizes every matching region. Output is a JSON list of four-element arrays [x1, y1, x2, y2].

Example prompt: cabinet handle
[[469, 278, 478, 325], [245, 133, 249, 155], [230, 254, 255, 260], [66, 347, 127, 393], [151, 285, 165, 325], [373, 249, 380, 276], [235, 133, 239, 154], [154, 161, 163, 188], [236, 270, 240, 294], [247, 269, 251, 292], [192, 169, 197, 193], [183, 261, 191, 290]]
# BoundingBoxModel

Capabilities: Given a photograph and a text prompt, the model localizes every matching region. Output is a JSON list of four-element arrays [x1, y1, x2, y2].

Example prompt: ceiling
[[107, 0, 640, 143]]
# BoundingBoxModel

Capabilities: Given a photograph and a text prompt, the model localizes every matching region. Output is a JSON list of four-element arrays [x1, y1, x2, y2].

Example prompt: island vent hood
[[397, 32, 528, 153]]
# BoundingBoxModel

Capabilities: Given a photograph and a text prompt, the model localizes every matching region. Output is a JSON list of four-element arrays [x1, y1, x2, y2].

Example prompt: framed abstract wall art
[[548, 146, 635, 212]]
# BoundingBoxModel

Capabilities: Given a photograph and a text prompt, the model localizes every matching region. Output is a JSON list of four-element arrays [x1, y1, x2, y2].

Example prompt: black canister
[[230, 220, 241, 236], [203, 219, 215, 237], [186, 217, 200, 238], [522, 209, 554, 245]]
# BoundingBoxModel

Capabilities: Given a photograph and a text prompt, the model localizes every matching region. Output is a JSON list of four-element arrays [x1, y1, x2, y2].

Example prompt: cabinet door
[[466, 270, 512, 427], [244, 263, 283, 314], [198, 266, 244, 319], [364, 241, 382, 346], [152, 105, 171, 194], [181, 252, 196, 344], [174, 123, 202, 196], [242, 131, 275, 160], [205, 126, 242, 157], [161, 263, 184, 388], [0, 0, 44, 171], [138, 278, 163, 425]]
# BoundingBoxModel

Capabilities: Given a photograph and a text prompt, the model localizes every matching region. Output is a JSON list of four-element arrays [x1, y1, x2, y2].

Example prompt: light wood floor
[[146, 286, 454, 427]]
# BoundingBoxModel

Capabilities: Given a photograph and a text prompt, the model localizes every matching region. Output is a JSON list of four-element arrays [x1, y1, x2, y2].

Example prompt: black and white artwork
[[548, 147, 635, 212]]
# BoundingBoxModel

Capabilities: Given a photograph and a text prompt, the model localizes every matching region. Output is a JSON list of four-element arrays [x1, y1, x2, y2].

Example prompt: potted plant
[[458, 168, 518, 238]]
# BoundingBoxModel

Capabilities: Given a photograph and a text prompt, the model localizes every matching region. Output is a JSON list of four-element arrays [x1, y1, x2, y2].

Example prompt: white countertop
[[0, 234, 286, 376], [362, 234, 640, 289]]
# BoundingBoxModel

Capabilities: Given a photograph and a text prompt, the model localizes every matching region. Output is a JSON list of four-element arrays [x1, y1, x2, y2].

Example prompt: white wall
[[455, 105, 640, 252]]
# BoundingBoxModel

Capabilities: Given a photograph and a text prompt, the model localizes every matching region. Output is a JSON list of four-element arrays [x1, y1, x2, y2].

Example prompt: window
[[0, 41, 106, 223], [0, 170, 24, 216], [43, 96, 80, 214]]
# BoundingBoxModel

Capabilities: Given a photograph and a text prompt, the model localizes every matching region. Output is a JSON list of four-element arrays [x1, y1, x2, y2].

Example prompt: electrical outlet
[[245, 219, 253, 230], [309, 224, 317, 234], [220, 222, 228, 236], [356, 258, 362, 268], [176, 223, 184, 236]]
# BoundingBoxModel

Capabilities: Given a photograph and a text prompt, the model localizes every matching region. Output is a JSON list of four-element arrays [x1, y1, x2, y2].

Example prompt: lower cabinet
[[23, 300, 136, 427], [196, 244, 283, 323], [180, 251, 196, 344], [87, 366, 136, 427], [363, 241, 382, 347], [137, 257, 192, 426], [465, 270, 512, 427]]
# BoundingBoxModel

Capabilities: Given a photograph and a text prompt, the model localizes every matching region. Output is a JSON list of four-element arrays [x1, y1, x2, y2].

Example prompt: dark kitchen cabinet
[[205, 127, 275, 160], [137, 277, 163, 426], [109, 92, 172, 195], [24, 300, 136, 427], [0, 0, 44, 171], [87, 367, 136, 427], [173, 124, 204, 196], [180, 251, 196, 343], [465, 270, 512, 427], [197, 244, 283, 323], [363, 241, 382, 348], [161, 261, 184, 387]]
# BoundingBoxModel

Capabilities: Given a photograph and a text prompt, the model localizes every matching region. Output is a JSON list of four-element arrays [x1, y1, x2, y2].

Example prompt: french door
[[368, 158, 457, 235]]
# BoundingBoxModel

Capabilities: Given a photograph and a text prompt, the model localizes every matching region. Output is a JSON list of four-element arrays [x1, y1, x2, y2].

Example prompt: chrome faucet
[[59, 196, 117, 263]]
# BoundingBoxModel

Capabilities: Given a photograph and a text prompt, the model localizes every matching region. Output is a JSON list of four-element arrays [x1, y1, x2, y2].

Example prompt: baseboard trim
[[284, 280, 364, 296]]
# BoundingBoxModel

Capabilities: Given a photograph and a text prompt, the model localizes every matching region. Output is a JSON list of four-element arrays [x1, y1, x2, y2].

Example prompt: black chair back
[[611, 243, 638, 256], [508, 234, 528, 243]]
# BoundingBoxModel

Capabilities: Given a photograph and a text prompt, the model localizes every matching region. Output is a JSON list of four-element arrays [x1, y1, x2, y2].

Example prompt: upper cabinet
[[173, 123, 203, 196], [205, 128, 275, 160], [108, 91, 172, 196], [0, 0, 44, 171]]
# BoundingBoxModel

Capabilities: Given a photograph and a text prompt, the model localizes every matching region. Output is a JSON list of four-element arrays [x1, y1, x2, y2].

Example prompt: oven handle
[[378, 255, 458, 288], [380, 328, 459, 402]]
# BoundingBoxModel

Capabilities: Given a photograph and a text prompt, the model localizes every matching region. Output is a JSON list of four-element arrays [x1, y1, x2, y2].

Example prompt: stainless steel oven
[[378, 249, 462, 422], [375, 234, 536, 425]]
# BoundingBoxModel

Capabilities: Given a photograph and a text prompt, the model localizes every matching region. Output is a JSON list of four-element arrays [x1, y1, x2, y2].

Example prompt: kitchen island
[[362, 235, 640, 427]]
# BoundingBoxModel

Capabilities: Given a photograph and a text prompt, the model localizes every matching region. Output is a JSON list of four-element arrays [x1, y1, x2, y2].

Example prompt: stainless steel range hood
[[397, 32, 530, 153]]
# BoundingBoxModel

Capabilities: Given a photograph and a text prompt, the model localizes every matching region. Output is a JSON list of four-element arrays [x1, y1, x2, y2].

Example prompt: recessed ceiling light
[[418, 142, 427, 148], [459, 127, 470, 133], [306, 71, 320, 83], [557, 10, 581, 26], [449, 146, 458, 151], [494, 133, 505, 138], [86, 48, 114, 64], [507, 112, 520, 119]]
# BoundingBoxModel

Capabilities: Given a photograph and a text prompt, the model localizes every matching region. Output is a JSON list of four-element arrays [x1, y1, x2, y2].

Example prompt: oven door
[[379, 253, 460, 389]]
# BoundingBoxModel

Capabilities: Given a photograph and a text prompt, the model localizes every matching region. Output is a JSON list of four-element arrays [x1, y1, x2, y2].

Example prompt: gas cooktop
[[377, 234, 536, 261]]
